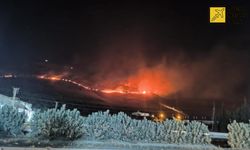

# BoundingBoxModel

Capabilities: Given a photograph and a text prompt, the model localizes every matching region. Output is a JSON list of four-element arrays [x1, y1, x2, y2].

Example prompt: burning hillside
[[36, 63, 185, 97], [22, 47, 248, 111]]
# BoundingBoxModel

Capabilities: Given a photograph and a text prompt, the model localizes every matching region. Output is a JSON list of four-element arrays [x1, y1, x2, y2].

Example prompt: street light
[[159, 113, 164, 118], [176, 114, 182, 121], [159, 112, 165, 121]]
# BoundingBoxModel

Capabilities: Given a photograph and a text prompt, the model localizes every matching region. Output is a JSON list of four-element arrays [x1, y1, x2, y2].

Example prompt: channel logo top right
[[210, 7, 226, 23]]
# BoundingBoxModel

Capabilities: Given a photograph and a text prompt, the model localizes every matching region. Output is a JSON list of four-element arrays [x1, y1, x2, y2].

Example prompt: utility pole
[[12, 87, 20, 107], [243, 96, 247, 106], [55, 101, 58, 109], [13, 87, 20, 100], [212, 102, 216, 131]]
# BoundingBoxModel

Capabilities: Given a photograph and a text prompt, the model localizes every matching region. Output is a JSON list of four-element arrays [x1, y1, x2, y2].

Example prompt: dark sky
[[0, 1, 249, 67], [1, 0, 250, 119]]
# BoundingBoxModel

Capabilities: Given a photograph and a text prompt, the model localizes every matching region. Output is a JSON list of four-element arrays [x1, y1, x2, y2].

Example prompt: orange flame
[[96, 65, 177, 96], [125, 65, 176, 95]]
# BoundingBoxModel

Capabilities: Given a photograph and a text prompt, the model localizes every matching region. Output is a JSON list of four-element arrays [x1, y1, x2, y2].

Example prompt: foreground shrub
[[83, 110, 111, 140], [84, 111, 211, 144], [185, 121, 211, 144], [108, 112, 156, 142], [107, 112, 133, 141], [0, 105, 26, 136], [161, 119, 187, 143], [227, 120, 250, 148], [31, 105, 84, 140]]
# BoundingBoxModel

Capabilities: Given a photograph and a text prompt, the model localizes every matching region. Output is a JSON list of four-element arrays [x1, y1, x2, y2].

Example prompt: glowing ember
[[50, 76, 61, 81], [101, 89, 125, 94]]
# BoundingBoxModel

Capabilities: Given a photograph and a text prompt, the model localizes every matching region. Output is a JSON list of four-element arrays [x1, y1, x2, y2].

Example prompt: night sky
[[0, 1, 249, 99], [0, 1, 249, 64]]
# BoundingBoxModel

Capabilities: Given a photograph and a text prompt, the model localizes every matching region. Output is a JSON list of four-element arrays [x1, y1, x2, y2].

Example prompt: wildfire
[[126, 66, 176, 95], [37, 74, 95, 91], [101, 89, 125, 94], [36, 74, 154, 96], [97, 65, 177, 96], [36, 64, 177, 96], [100, 88, 150, 95], [37, 75, 61, 81]]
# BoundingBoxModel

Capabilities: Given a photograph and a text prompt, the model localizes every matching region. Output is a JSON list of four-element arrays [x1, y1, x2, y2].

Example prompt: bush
[[161, 119, 187, 143], [227, 120, 250, 148], [0, 105, 26, 136], [108, 112, 156, 142], [30, 107, 211, 144], [83, 110, 211, 144], [83, 110, 111, 140], [132, 119, 157, 142], [84, 111, 156, 142], [31, 105, 84, 140], [107, 112, 133, 141], [185, 121, 211, 144]]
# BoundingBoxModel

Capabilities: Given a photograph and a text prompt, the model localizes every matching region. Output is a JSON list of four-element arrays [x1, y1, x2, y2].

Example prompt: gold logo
[[210, 7, 226, 23]]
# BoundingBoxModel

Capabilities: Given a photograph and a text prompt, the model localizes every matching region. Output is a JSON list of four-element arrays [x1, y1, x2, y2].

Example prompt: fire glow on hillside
[[37, 74, 153, 95], [37, 75, 95, 91], [36, 66, 177, 96], [37, 73, 187, 116], [96, 65, 181, 96]]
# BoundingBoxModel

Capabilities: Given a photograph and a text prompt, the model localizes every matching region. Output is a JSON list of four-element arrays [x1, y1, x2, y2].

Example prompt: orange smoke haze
[[95, 63, 189, 96], [46, 43, 248, 99], [36, 63, 188, 97], [126, 65, 177, 95]]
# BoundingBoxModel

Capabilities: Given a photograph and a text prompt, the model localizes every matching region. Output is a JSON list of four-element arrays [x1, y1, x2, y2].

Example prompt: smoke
[[67, 31, 250, 100], [179, 48, 249, 99]]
